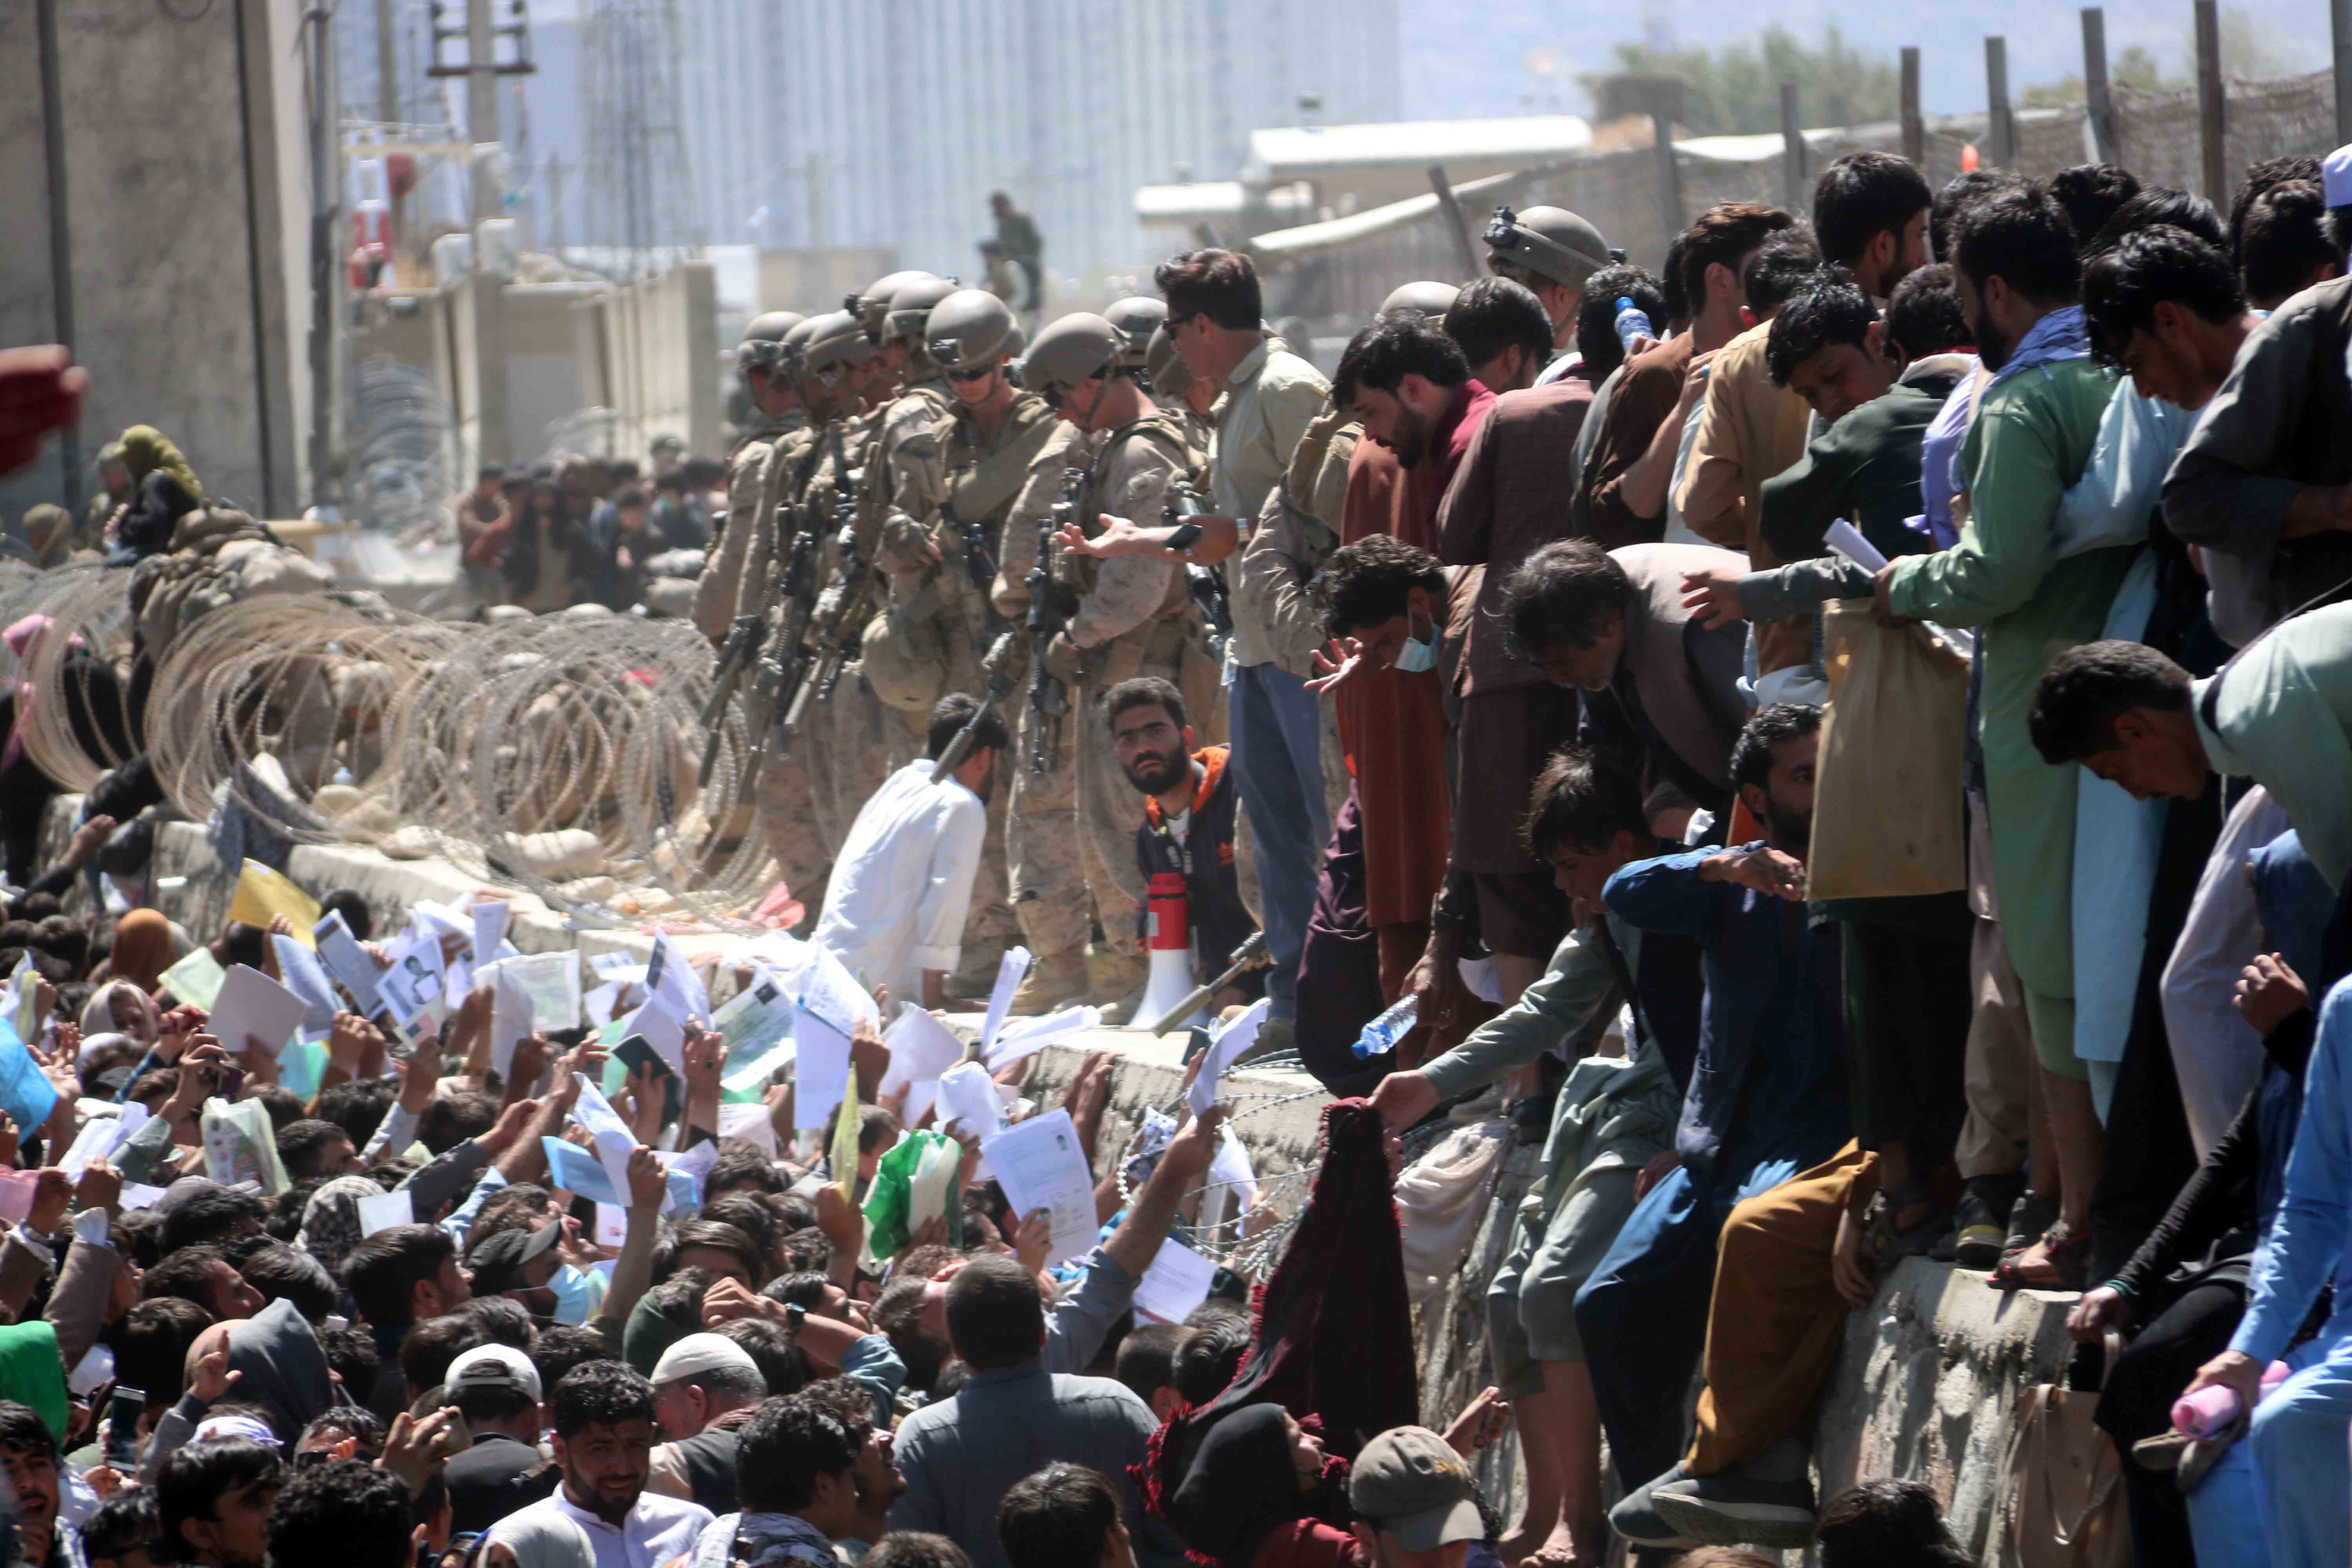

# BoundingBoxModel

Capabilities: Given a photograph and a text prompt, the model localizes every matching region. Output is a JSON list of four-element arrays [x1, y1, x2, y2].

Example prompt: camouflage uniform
[[999, 412, 1214, 969], [866, 385, 1062, 979]]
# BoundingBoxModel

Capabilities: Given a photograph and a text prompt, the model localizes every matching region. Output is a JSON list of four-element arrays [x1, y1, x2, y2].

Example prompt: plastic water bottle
[[2171, 1360, 2292, 1437], [1352, 995, 1419, 1059], [1613, 297, 1654, 354]]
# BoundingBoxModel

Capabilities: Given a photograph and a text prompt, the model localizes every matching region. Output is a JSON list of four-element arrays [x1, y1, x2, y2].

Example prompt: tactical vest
[[1069, 411, 1196, 613], [944, 394, 1062, 532]]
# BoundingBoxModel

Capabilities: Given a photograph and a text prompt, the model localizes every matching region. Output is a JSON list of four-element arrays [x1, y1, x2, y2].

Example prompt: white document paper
[[979, 946, 1032, 1056], [1134, 1237, 1221, 1323], [791, 1003, 853, 1132], [622, 994, 687, 1073], [1824, 518, 1889, 574], [491, 966, 535, 1083], [1209, 1125, 1258, 1212], [934, 1060, 1004, 1140], [271, 934, 341, 1034], [569, 1072, 641, 1199], [484, 951, 583, 1033], [471, 901, 511, 969], [657, 1141, 719, 1213], [907, 1136, 962, 1238], [986, 1005, 1102, 1071], [881, 1007, 968, 1098], [799, 945, 878, 1037], [311, 911, 383, 1019], [593, 1201, 628, 1246], [377, 929, 447, 1042], [1189, 996, 1270, 1118], [544, 1138, 626, 1207], [717, 1101, 779, 1153], [121, 1182, 170, 1211], [0, 1172, 40, 1223], [713, 970, 796, 1089], [357, 1188, 413, 1236], [58, 1103, 147, 1182], [647, 932, 710, 1024], [209, 965, 309, 1060], [981, 1109, 1098, 1266], [159, 947, 227, 1011]]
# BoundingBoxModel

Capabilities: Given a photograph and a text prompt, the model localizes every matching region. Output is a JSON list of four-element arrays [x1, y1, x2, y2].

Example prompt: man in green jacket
[[1868, 185, 2138, 1289]]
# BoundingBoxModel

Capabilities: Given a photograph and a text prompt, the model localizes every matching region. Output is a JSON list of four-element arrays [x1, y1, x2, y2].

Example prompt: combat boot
[[1008, 951, 1091, 1016], [1087, 951, 1147, 1013]]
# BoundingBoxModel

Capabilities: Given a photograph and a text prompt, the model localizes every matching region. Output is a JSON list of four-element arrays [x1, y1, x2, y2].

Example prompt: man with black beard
[[1107, 676, 1263, 1011], [1566, 705, 1854, 1554]]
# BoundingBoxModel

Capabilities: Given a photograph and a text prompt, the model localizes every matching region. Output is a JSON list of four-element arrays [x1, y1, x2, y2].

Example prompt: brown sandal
[[1988, 1222, 2091, 1291]]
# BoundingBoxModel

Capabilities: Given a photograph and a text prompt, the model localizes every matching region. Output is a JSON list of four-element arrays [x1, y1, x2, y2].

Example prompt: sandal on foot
[[1988, 1223, 2091, 1291]]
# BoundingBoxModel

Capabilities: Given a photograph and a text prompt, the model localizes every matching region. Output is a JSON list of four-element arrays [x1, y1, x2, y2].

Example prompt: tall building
[[690, 0, 1403, 286], [345, 0, 1403, 289]]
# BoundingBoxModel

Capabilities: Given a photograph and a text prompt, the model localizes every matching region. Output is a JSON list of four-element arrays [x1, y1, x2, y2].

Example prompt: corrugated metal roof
[[1248, 115, 1593, 176]]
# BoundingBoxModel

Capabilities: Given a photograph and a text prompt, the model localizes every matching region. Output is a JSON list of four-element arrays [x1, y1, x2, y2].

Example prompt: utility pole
[[1779, 83, 1804, 212], [2082, 9, 2118, 163], [307, 3, 344, 512], [466, 0, 509, 466], [376, 0, 399, 123]]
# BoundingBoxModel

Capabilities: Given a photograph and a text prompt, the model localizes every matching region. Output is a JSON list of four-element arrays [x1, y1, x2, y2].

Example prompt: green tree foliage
[[1588, 25, 1899, 136]]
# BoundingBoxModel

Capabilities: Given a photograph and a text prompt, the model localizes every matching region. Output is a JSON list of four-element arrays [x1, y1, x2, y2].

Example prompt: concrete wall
[[573, 263, 722, 462], [0, 0, 311, 524], [757, 248, 898, 318]]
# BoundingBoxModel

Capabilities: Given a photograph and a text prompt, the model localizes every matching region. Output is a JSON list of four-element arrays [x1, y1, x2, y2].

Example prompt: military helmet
[[800, 310, 876, 376], [1022, 313, 1122, 401], [1484, 205, 1611, 292], [1145, 324, 1193, 400], [848, 270, 936, 336], [883, 276, 962, 346], [924, 289, 1019, 374], [1379, 281, 1461, 322], [1101, 297, 1167, 367], [737, 310, 807, 376]]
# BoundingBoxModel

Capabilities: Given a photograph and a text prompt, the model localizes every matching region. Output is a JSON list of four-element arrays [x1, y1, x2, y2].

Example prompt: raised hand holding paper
[[792, 1003, 853, 1133], [648, 932, 711, 1023], [206, 965, 308, 1060], [270, 936, 340, 1033], [880, 1007, 966, 1099], [568, 1071, 641, 1199], [622, 994, 688, 1073], [713, 970, 796, 1090], [934, 1060, 1003, 1140], [311, 911, 383, 1018], [160, 947, 227, 1011], [986, 1005, 1103, 1071], [1134, 1238, 1220, 1323], [471, 900, 511, 968], [491, 967, 535, 1082], [980, 947, 1032, 1056], [229, 860, 321, 946], [981, 1109, 1098, 1266], [1188, 996, 1269, 1118], [358, 1188, 413, 1236], [377, 930, 448, 1043], [799, 944, 878, 1037]]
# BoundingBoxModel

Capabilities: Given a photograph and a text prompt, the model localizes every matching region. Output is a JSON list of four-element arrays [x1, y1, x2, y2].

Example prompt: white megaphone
[[1134, 871, 1206, 1033]]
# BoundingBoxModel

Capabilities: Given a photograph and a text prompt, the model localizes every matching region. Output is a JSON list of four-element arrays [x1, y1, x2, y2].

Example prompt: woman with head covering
[[104, 908, 176, 994], [473, 1511, 597, 1568], [294, 1176, 384, 1276], [79, 980, 160, 1049], [1167, 1403, 1364, 1568]]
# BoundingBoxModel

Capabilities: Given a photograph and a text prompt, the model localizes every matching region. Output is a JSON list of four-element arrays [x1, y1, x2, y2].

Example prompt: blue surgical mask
[[1393, 611, 1437, 673], [548, 1263, 601, 1326]]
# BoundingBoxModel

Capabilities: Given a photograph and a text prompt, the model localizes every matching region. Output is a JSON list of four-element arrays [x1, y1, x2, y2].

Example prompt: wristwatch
[[1164, 519, 1204, 556], [783, 1301, 808, 1338]]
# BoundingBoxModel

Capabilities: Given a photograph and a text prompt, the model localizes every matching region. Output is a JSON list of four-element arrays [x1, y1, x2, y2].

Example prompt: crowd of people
[[3, 125, 2352, 1568]]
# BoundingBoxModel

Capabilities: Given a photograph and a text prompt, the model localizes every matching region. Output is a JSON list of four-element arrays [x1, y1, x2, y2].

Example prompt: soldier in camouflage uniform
[[691, 311, 835, 910], [994, 310, 1215, 1015]]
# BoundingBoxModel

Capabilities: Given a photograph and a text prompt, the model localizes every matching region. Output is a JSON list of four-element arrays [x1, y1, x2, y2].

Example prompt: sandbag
[[1808, 601, 1969, 901]]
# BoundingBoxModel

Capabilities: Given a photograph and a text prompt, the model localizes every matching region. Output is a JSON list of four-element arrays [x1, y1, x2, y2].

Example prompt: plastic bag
[[1808, 602, 1969, 901]]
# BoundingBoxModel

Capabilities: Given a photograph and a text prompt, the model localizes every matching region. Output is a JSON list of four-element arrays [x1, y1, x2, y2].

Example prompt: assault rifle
[[1164, 478, 1231, 664], [783, 427, 873, 733], [930, 629, 1018, 783], [736, 521, 819, 789], [1024, 467, 1084, 773]]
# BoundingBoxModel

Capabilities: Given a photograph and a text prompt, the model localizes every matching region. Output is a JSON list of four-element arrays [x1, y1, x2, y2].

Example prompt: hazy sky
[[1396, 0, 2324, 122]]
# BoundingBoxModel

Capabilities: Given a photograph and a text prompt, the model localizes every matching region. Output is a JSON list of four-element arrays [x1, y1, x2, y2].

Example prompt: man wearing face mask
[[995, 311, 1203, 1018], [1292, 535, 1457, 1089], [1107, 677, 1263, 1017]]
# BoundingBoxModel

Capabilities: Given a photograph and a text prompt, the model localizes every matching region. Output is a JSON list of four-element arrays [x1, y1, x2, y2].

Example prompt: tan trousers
[[1685, 1141, 1877, 1476]]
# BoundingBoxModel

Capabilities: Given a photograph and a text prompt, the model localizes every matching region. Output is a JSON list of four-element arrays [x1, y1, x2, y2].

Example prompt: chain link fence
[[1270, 68, 2341, 325]]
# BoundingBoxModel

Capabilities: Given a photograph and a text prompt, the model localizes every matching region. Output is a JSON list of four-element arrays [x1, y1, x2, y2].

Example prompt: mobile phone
[[216, 1065, 245, 1103], [613, 1036, 683, 1127], [105, 1386, 143, 1466]]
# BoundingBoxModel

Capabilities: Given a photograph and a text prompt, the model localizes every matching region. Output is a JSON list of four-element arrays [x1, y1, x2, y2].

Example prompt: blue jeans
[[1226, 662, 1327, 1020], [2246, 1327, 2352, 1568], [1572, 1142, 1835, 1492]]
